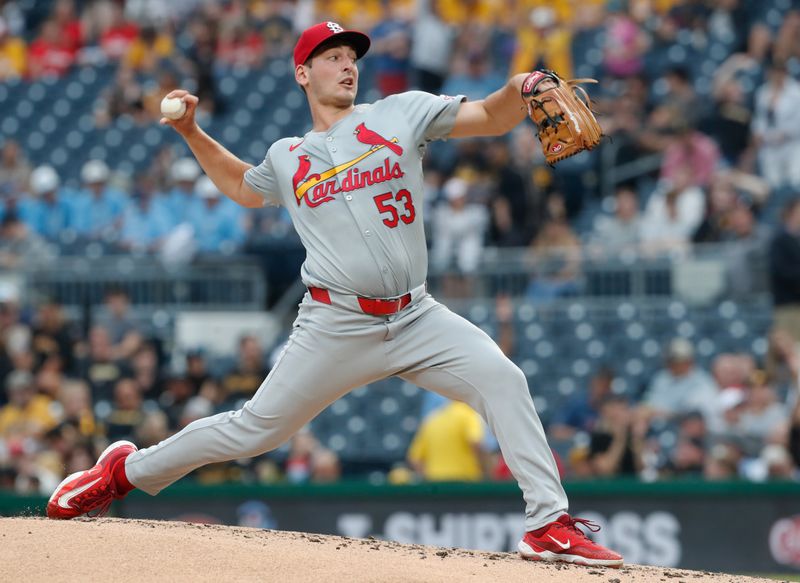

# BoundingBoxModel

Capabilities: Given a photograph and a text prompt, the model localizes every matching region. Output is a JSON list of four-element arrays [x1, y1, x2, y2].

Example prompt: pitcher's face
[[299, 44, 359, 108]]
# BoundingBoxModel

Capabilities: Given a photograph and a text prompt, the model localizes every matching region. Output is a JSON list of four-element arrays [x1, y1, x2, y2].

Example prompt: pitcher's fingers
[[165, 89, 189, 99], [182, 94, 200, 108]]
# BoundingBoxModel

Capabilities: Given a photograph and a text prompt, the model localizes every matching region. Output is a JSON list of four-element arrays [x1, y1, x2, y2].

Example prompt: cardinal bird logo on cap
[[354, 123, 403, 156]]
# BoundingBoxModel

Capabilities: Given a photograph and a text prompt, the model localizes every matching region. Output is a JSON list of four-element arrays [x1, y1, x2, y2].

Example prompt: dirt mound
[[0, 517, 778, 582]]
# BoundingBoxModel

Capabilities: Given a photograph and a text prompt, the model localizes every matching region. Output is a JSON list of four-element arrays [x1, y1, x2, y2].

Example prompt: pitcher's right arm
[[161, 90, 265, 208]]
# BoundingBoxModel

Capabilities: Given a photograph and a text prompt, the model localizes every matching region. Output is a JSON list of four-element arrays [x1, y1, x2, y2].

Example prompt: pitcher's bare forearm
[[160, 89, 264, 208], [450, 73, 529, 138], [179, 126, 263, 208]]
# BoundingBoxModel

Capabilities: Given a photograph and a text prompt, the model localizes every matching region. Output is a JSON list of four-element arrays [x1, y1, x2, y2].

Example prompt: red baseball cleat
[[518, 514, 623, 568], [47, 440, 137, 520]]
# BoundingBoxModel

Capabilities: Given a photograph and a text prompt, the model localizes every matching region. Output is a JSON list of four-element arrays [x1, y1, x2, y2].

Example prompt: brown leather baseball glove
[[521, 70, 602, 165]]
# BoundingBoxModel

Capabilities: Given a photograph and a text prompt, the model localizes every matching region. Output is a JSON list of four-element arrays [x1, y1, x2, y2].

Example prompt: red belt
[[308, 287, 412, 316]]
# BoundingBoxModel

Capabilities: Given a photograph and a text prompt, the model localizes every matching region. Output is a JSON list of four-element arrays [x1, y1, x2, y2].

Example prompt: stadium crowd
[[3, 0, 800, 494]]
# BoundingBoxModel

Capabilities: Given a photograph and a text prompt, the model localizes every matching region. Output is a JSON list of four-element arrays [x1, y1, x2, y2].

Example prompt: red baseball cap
[[293, 21, 371, 68]]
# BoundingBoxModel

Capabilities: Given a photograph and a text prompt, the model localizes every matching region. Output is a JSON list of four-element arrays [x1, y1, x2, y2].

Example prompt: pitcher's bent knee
[[232, 405, 305, 458], [484, 359, 531, 398]]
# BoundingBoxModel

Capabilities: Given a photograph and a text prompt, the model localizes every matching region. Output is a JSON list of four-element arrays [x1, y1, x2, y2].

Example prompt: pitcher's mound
[[0, 517, 777, 582]]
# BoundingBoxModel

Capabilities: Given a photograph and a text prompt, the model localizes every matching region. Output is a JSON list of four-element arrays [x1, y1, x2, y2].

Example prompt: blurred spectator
[[103, 378, 144, 442], [123, 0, 172, 26], [119, 173, 172, 252], [179, 17, 218, 118], [284, 427, 341, 484], [0, 140, 32, 197], [256, 1, 294, 57], [0, 213, 52, 269], [30, 300, 74, 373], [410, 0, 455, 94], [774, 10, 800, 64], [510, 6, 572, 78], [693, 171, 769, 244], [787, 387, 800, 470], [369, 5, 411, 96], [603, 9, 649, 78], [285, 427, 317, 484], [655, 67, 705, 127], [704, 74, 752, 168], [407, 398, 487, 481], [125, 24, 173, 73], [589, 185, 643, 254], [721, 200, 771, 295], [158, 374, 194, 430], [769, 199, 800, 345], [17, 165, 72, 242], [185, 349, 209, 395], [549, 366, 615, 440], [640, 338, 718, 422], [663, 419, 707, 478], [587, 395, 642, 477], [166, 158, 201, 226], [28, 18, 75, 78], [441, 52, 505, 102], [430, 177, 489, 297], [134, 409, 169, 448], [659, 118, 721, 190], [752, 59, 800, 190], [735, 372, 788, 456], [704, 441, 742, 480], [179, 394, 213, 429], [95, 65, 147, 127], [52, 0, 83, 55], [95, 288, 142, 359], [131, 342, 162, 401], [485, 139, 530, 247], [640, 176, 705, 253], [0, 17, 26, 80], [310, 447, 341, 483], [216, 21, 264, 69], [526, 194, 581, 304], [711, 353, 755, 393], [56, 380, 96, 439], [71, 160, 128, 240], [758, 443, 795, 480], [75, 325, 127, 404], [188, 176, 245, 255], [222, 335, 268, 401], [100, 2, 139, 61], [0, 370, 56, 438], [766, 327, 800, 401]]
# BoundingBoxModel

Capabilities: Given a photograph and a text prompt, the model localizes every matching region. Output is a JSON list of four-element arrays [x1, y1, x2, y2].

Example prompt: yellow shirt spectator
[[0, 35, 27, 80], [511, 22, 573, 78], [407, 400, 485, 481], [125, 29, 174, 73], [0, 371, 56, 438], [317, 0, 383, 29], [436, 0, 506, 25]]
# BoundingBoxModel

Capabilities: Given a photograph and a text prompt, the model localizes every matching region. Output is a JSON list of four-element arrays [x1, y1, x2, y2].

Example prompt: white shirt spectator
[[641, 182, 705, 249], [431, 178, 488, 274], [752, 65, 800, 189]]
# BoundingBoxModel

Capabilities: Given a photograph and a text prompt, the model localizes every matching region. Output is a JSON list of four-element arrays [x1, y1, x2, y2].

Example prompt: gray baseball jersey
[[243, 91, 462, 298], [124, 90, 568, 533]]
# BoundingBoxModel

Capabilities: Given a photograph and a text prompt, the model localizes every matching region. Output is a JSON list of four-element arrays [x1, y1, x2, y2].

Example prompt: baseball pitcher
[[48, 21, 620, 567]]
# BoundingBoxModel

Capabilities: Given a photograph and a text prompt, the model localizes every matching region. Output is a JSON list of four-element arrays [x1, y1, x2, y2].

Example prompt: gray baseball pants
[[124, 289, 568, 530]]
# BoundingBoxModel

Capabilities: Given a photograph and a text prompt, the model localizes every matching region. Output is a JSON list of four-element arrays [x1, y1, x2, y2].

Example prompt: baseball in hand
[[160, 96, 187, 120]]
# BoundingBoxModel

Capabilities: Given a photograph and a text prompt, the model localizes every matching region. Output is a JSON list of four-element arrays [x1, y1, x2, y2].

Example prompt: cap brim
[[308, 31, 370, 63]]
